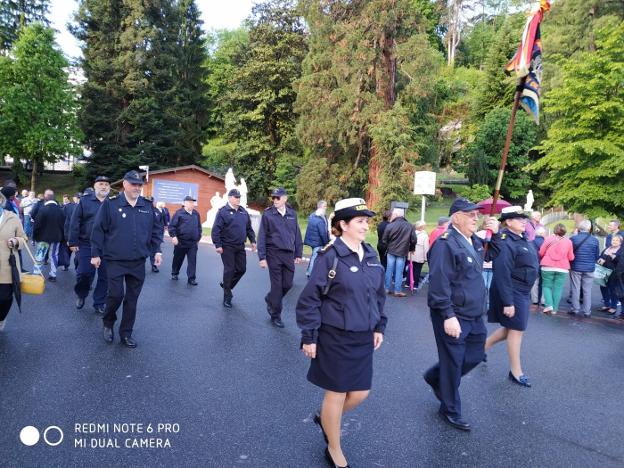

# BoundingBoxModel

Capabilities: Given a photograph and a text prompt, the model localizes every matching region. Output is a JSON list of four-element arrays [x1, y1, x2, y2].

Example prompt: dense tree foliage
[[73, 0, 208, 182], [0, 24, 82, 189], [0, 0, 50, 52], [529, 20, 624, 217]]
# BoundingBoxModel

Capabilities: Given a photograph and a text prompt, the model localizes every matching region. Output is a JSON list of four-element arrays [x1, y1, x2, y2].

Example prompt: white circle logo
[[43, 426, 64, 446], [19, 426, 40, 446]]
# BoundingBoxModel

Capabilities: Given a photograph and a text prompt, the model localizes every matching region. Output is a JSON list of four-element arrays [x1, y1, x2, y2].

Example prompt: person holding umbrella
[[0, 191, 28, 330]]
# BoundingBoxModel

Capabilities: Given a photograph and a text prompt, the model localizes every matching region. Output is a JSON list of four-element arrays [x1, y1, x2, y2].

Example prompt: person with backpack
[[296, 198, 386, 468]]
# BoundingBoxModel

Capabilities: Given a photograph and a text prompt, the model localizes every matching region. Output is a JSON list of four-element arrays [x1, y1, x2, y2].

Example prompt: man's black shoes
[[223, 297, 232, 308], [152, 265, 159, 273], [439, 412, 471, 431], [171, 274, 179, 281], [121, 336, 137, 348], [271, 317, 285, 328], [103, 326, 113, 344], [94, 306, 105, 315], [188, 279, 198, 286], [76, 297, 85, 309]]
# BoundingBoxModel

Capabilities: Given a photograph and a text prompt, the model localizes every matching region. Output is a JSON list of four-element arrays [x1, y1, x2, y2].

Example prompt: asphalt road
[[1, 242, 623, 467]]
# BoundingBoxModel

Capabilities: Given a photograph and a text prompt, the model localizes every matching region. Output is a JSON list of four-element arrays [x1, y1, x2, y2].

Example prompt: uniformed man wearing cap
[[68, 175, 111, 314], [211, 188, 257, 307], [423, 197, 499, 431], [90, 170, 164, 348], [257, 187, 303, 328], [168, 195, 202, 285]]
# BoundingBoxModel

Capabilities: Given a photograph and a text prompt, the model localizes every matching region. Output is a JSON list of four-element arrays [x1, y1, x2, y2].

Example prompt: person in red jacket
[[429, 216, 450, 248]]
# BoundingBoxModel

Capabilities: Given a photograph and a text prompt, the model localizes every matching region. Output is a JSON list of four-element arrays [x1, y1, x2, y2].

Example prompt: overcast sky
[[50, 0, 255, 60]]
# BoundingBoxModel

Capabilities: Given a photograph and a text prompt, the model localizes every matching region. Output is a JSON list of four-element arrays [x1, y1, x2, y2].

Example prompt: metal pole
[[421, 195, 426, 223]]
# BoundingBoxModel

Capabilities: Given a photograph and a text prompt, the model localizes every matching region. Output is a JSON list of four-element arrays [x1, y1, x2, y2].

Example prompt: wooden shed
[[113, 165, 225, 223]]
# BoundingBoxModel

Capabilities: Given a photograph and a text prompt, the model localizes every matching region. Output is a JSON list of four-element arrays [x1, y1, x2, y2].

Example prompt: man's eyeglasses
[[459, 211, 480, 219]]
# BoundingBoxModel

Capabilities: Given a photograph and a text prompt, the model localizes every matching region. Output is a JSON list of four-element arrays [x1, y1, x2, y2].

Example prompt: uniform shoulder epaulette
[[440, 232, 450, 240], [500, 233, 507, 240], [144, 196, 153, 202], [109, 195, 118, 200]]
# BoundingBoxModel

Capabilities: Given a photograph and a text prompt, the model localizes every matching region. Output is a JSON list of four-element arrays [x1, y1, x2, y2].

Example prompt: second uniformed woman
[[485, 206, 539, 387], [296, 198, 387, 468]]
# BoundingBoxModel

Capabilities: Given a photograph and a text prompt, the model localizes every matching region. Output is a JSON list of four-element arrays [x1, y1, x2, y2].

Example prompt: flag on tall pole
[[505, 0, 551, 124]]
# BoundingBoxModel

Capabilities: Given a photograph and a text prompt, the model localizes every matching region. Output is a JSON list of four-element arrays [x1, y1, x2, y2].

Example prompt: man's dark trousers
[[265, 248, 295, 318], [221, 244, 246, 298], [75, 241, 107, 307], [423, 312, 486, 418], [172, 243, 198, 280], [103, 259, 146, 338]]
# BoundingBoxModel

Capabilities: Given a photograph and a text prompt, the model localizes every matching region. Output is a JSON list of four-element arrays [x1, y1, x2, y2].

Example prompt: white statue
[[224, 168, 236, 194], [524, 189, 534, 212], [204, 191, 227, 228], [238, 178, 248, 208]]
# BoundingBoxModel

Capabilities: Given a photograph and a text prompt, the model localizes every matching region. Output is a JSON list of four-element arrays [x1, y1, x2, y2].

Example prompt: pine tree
[[73, 0, 208, 181], [0, 0, 50, 53]]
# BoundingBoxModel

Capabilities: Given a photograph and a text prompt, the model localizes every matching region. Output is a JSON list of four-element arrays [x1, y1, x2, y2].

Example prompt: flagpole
[[489, 76, 527, 219]]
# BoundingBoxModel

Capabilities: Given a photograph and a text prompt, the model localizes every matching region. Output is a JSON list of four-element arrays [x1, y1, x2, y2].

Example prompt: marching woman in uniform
[[485, 206, 539, 387], [296, 198, 387, 468]]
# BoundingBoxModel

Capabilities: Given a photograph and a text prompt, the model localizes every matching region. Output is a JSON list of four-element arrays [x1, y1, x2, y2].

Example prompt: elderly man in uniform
[[257, 187, 303, 328], [212, 189, 257, 308], [423, 198, 498, 431], [68, 176, 111, 314], [90, 171, 163, 348], [169, 195, 202, 285]]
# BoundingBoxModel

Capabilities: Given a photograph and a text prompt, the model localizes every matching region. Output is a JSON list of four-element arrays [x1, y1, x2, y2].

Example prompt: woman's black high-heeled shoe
[[314, 411, 328, 444], [325, 446, 349, 468]]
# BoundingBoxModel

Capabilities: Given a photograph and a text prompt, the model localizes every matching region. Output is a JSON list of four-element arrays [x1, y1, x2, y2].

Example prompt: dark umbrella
[[8, 251, 22, 313], [477, 198, 511, 215]]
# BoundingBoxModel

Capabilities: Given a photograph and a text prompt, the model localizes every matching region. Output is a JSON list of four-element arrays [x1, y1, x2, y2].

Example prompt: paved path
[[1, 243, 623, 467]]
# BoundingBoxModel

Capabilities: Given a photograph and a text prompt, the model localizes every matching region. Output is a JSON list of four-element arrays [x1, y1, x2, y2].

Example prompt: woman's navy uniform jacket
[[90, 193, 163, 261], [428, 227, 490, 320], [296, 237, 388, 345], [68, 193, 104, 246], [257, 205, 303, 260], [491, 230, 539, 305]]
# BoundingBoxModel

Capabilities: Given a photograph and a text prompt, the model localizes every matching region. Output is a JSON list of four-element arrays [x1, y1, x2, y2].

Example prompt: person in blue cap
[[90, 170, 163, 348], [68, 175, 111, 314], [212, 188, 257, 308], [296, 197, 386, 468], [423, 197, 499, 431], [168, 195, 202, 285], [257, 187, 303, 328], [485, 206, 539, 387]]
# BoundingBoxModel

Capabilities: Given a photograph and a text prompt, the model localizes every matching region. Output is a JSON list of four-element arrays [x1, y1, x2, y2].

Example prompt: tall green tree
[[464, 107, 537, 201], [529, 20, 624, 217], [73, 0, 208, 182], [296, 0, 440, 212], [0, 24, 82, 189], [207, 0, 307, 203], [0, 0, 50, 52]]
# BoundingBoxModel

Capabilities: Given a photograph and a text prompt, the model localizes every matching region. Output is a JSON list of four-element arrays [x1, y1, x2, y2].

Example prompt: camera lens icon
[[20, 426, 64, 446]]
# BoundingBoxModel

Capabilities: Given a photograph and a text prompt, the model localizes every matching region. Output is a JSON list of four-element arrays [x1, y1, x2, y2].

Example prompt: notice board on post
[[152, 179, 199, 205]]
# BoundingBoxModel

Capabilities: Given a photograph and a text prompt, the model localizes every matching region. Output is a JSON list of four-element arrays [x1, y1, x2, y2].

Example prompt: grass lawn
[[34, 172, 82, 196]]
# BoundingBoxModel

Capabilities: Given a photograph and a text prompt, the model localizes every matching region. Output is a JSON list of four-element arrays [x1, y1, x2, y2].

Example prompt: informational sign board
[[413, 171, 437, 195], [152, 179, 199, 205]]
